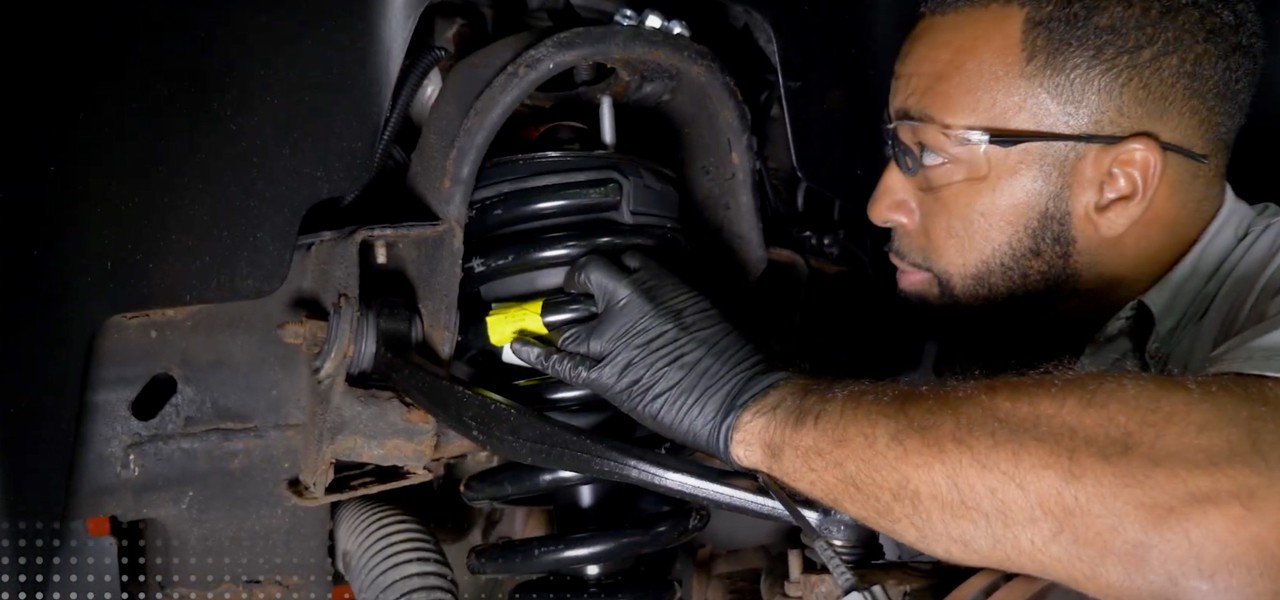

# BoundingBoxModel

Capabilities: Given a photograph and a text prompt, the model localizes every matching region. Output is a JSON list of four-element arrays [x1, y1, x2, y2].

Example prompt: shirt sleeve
[[1204, 306, 1280, 377], [1203, 254, 1280, 378]]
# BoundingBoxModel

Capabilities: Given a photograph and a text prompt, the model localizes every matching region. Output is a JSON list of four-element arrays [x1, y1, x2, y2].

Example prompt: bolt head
[[661, 19, 692, 37], [640, 9, 667, 30], [613, 8, 640, 26]]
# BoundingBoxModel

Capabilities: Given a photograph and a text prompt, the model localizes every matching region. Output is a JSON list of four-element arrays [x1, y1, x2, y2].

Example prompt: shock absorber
[[454, 151, 706, 596]]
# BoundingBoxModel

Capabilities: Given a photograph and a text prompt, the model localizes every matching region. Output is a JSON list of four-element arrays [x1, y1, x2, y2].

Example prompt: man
[[512, 1, 1280, 598]]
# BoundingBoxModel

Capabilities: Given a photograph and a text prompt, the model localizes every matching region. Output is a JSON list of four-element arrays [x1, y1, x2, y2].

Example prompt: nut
[[640, 9, 667, 30], [613, 8, 640, 26], [661, 18, 691, 37]]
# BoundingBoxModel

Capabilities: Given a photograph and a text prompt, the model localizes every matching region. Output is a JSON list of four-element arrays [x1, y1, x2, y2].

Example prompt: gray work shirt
[[888, 187, 1280, 566], [1077, 186, 1280, 377]]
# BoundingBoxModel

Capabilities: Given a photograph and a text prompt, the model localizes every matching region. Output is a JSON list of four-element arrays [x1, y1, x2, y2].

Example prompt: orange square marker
[[83, 516, 113, 538], [331, 584, 354, 600]]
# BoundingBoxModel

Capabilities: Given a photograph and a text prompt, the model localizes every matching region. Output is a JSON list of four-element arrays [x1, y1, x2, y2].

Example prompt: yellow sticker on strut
[[485, 299, 548, 346]]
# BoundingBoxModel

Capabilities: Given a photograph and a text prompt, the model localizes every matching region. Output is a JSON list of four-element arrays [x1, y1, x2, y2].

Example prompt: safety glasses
[[883, 115, 1210, 190]]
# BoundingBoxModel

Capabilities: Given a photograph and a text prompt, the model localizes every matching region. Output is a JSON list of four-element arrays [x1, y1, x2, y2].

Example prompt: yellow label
[[485, 299, 548, 346]]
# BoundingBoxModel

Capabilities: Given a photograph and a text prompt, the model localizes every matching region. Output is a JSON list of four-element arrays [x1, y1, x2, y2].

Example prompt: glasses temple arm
[[987, 134, 1209, 165]]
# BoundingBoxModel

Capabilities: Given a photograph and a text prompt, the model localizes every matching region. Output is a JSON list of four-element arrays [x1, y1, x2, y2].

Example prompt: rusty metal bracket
[[66, 223, 464, 595]]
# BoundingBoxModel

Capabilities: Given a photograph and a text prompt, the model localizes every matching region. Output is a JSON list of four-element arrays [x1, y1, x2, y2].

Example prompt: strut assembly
[[456, 152, 709, 589], [348, 15, 882, 596]]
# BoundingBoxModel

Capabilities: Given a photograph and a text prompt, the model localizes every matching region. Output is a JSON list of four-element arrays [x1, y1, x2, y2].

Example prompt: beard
[[889, 183, 1088, 376], [893, 185, 1080, 307]]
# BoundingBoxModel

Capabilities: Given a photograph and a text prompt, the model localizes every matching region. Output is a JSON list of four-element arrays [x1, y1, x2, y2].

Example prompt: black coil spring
[[457, 153, 703, 596]]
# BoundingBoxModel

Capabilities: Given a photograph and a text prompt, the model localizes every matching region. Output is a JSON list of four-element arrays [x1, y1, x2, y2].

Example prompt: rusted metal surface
[[709, 546, 772, 576], [67, 222, 461, 594], [276, 316, 330, 355], [756, 558, 968, 600], [289, 228, 462, 503], [398, 30, 552, 370], [357, 224, 461, 362], [430, 426, 484, 459], [794, 572, 844, 600], [72, 289, 332, 593], [325, 394, 431, 468], [690, 546, 774, 600], [278, 228, 459, 504], [290, 387, 440, 505]]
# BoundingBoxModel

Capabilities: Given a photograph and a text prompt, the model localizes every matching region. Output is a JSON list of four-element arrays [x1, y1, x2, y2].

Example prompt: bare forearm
[[732, 373, 1280, 599]]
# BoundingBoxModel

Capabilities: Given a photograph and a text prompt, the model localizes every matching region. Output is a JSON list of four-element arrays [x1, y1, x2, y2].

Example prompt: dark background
[[2, 0, 1278, 522]]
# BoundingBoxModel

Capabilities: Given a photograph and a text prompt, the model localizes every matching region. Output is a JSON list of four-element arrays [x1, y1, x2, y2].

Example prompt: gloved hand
[[510, 252, 790, 464]]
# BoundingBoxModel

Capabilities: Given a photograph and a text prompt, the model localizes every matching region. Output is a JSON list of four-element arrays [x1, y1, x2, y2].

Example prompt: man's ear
[[1076, 137, 1163, 238]]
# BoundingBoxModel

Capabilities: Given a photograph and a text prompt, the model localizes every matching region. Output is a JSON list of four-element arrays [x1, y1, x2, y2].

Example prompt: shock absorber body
[[455, 151, 703, 596]]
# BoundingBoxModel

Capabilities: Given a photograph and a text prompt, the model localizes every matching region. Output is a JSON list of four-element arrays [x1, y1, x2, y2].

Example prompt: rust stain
[[402, 405, 433, 425], [300, 318, 328, 354], [326, 437, 434, 466], [287, 470, 437, 506], [276, 320, 307, 345], [800, 573, 843, 600], [432, 428, 481, 459]]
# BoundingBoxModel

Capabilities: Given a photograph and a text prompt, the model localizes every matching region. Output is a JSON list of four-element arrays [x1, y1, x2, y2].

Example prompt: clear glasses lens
[[886, 121, 992, 190]]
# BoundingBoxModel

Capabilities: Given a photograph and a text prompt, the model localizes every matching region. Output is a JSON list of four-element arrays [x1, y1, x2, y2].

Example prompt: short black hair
[[920, 0, 1265, 158]]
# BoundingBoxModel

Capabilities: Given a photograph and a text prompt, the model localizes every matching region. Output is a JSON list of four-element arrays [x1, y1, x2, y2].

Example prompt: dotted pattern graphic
[[0, 521, 334, 599], [2, 519, 540, 599]]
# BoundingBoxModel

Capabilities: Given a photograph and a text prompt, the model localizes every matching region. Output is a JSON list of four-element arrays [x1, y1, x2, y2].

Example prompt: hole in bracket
[[130, 373, 177, 421]]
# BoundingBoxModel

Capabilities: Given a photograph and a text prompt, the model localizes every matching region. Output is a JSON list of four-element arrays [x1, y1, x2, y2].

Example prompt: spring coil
[[457, 153, 698, 594], [830, 538, 883, 567], [457, 151, 684, 415], [801, 530, 885, 569], [333, 499, 457, 600]]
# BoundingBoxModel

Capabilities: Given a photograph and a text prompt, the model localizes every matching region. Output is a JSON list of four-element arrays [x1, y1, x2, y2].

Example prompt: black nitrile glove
[[510, 252, 790, 464]]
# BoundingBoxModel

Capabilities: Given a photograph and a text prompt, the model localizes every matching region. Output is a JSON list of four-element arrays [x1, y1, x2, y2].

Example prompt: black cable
[[340, 46, 450, 207], [374, 46, 449, 171], [758, 474, 863, 596]]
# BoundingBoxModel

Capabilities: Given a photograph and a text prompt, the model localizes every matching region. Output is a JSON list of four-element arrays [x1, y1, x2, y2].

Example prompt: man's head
[[868, 0, 1264, 307]]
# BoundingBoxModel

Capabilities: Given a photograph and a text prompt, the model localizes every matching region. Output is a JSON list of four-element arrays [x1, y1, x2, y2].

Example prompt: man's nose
[[866, 162, 919, 231]]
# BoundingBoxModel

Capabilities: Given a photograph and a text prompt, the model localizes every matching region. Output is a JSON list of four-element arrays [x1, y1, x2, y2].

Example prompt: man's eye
[[919, 145, 948, 167]]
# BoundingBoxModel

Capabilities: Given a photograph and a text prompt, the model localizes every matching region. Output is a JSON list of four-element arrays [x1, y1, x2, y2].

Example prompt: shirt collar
[[1136, 185, 1255, 349]]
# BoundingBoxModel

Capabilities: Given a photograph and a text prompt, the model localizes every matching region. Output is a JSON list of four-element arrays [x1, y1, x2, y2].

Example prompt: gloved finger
[[620, 250, 667, 274], [510, 336, 599, 387], [546, 322, 599, 358], [564, 254, 630, 308], [510, 336, 556, 370]]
